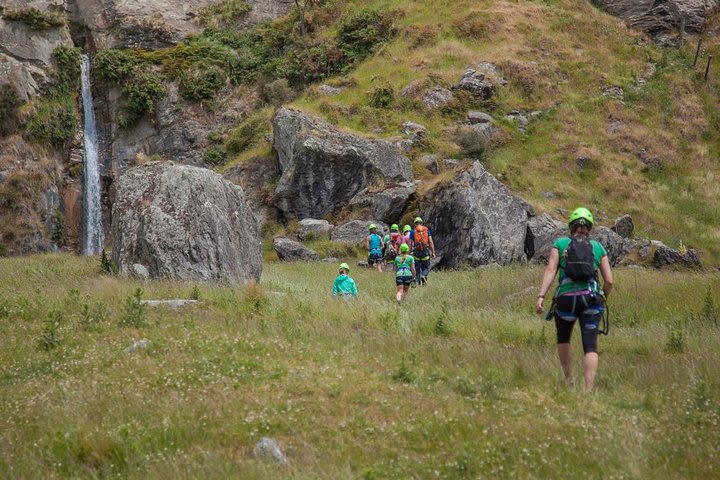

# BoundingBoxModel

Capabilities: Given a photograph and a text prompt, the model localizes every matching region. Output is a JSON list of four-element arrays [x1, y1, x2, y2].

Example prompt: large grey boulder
[[272, 108, 414, 219], [223, 156, 279, 228], [611, 214, 634, 238], [111, 162, 262, 283], [654, 243, 702, 269], [592, 1, 719, 44], [590, 227, 627, 266], [418, 161, 529, 267], [453, 69, 495, 100], [528, 220, 627, 267], [331, 220, 388, 245], [298, 218, 333, 240], [348, 182, 416, 223], [273, 237, 319, 261]]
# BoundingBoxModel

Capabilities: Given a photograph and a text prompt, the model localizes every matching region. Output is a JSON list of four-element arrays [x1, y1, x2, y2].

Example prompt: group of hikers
[[331, 207, 613, 391], [332, 217, 435, 303]]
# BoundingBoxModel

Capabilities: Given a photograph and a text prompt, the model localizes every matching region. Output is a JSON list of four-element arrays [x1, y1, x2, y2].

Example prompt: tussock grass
[[0, 254, 718, 478]]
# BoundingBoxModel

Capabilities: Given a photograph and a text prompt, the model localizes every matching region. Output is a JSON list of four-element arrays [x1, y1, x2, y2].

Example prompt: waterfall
[[80, 54, 104, 255]]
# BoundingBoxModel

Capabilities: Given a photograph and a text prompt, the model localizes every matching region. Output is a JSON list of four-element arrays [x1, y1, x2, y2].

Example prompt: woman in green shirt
[[535, 207, 614, 391], [394, 244, 416, 303]]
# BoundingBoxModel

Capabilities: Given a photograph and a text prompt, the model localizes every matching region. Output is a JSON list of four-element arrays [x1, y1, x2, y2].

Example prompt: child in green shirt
[[332, 263, 358, 298]]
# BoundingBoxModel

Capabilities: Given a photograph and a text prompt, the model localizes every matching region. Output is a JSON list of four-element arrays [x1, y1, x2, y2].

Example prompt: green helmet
[[390, 224, 399, 231], [339, 262, 350, 272], [413, 217, 423, 224], [368, 224, 377, 231], [568, 207, 594, 227], [399, 243, 410, 253], [403, 225, 411, 233]]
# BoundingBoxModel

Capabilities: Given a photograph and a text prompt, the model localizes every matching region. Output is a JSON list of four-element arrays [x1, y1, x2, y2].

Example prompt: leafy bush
[[367, 83, 394, 108], [39, 310, 63, 351], [0, 83, 22, 137], [283, 43, 344, 85], [337, 10, 395, 64], [118, 72, 166, 129], [25, 94, 79, 147], [51, 212, 65, 247], [261, 78, 295, 106], [203, 145, 228, 167], [3, 8, 64, 30], [93, 49, 144, 83], [200, 0, 251, 27], [226, 110, 270, 154], [451, 11, 489, 39], [52, 45, 81, 92], [120, 288, 147, 327], [179, 63, 226, 101]]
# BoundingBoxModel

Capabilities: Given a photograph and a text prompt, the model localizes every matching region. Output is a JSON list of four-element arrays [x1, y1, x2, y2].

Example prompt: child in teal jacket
[[332, 263, 358, 298]]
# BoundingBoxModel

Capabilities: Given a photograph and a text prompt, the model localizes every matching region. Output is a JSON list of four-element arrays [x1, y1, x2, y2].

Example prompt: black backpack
[[563, 236, 595, 281]]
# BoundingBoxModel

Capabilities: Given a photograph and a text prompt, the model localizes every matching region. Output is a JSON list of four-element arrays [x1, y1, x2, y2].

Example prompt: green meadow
[[0, 254, 718, 478]]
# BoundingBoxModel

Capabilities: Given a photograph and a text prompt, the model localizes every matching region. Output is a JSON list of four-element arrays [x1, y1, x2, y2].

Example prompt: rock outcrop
[[111, 162, 262, 283], [273, 236, 319, 261], [418, 161, 529, 267], [223, 156, 279, 228], [593, 1, 719, 44], [272, 108, 414, 220], [654, 242, 702, 269], [298, 218, 333, 240]]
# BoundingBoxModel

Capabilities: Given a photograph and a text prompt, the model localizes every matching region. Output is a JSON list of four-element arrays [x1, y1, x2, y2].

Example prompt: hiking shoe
[[421, 277, 427, 286], [411, 282, 417, 288]]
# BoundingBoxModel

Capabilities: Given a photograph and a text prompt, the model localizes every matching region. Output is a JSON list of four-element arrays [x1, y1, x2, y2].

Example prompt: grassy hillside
[[0, 254, 718, 478], [278, 0, 720, 262]]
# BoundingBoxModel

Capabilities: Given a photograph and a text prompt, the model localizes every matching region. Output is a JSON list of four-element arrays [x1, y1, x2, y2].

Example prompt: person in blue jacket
[[332, 263, 358, 298], [365, 224, 385, 273]]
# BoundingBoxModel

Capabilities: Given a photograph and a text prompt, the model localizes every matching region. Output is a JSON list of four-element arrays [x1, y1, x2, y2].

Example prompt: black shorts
[[396, 275, 414, 286], [554, 294, 603, 353], [368, 252, 382, 265]]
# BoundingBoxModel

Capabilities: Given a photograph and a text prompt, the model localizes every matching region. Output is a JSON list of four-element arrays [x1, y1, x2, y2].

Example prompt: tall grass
[[0, 254, 718, 478]]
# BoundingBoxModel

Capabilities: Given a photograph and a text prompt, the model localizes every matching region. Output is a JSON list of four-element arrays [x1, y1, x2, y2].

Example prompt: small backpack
[[563, 235, 595, 281], [414, 225, 430, 251]]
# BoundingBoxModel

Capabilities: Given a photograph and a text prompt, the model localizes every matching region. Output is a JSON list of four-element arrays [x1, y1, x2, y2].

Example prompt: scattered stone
[[611, 214, 634, 238], [131, 263, 150, 280], [273, 237, 320, 261], [654, 244, 702, 269], [421, 87, 455, 109], [332, 220, 389, 244], [637, 148, 662, 172], [575, 156, 593, 169], [607, 117, 625, 134], [323, 256, 339, 263], [454, 69, 495, 100], [505, 111, 529, 131], [443, 159, 460, 170], [602, 86, 625, 100], [476, 61, 506, 85], [418, 155, 440, 175], [394, 139, 414, 152], [542, 191, 557, 200], [466, 111, 493, 124], [272, 108, 414, 219], [357, 261, 369, 267], [318, 84, 343, 96], [402, 121, 428, 142], [254, 437, 288, 465], [298, 219, 333, 240], [638, 243, 652, 260], [140, 300, 201, 308], [125, 339, 150, 353], [111, 162, 262, 284]]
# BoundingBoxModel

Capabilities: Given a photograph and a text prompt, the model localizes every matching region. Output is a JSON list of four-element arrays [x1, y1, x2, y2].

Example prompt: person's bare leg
[[396, 285, 404, 303], [557, 343, 572, 384], [583, 352, 598, 391]]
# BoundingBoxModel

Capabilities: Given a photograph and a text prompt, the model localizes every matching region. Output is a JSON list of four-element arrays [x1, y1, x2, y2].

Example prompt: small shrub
[[666, 321, 686, 354], [3, 8, 64, 30], [190, 285, 201, 301], [52, 45, 81, 92], [434, 301, 451, 336], [120, 288, 146, 327], [93, 49, 143, 83], [199, 0, 251, 28], [261, 78, 296, 106], [451, 11, 489, 39], [700, 285, 718, 326], [203, 145, 228, 167], [25, 94, 79, 147], [283, 43, 344, 85], [118, 72, 166, 129], [51, 212, 65, 247], [0, 83, 22, 137], [406, 24, 438, 48], [226, 110, 269, 154], [452, 125, 488, 159], [39, 309, 63, 350], [242, 282, 268, 314], [179, 63, 226, 101], [337, 10, 395, 64], [391, 357, 416, 384], [367, 83, 394, 108], [100, 250, 118, 274]]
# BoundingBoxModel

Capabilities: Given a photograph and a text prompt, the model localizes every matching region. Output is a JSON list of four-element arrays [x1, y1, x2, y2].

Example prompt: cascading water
[[80, 54, 104, 255]]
